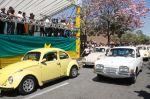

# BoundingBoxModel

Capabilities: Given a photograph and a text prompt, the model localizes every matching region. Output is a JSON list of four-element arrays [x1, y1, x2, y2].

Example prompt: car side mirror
[[41, 58, 47, 63]]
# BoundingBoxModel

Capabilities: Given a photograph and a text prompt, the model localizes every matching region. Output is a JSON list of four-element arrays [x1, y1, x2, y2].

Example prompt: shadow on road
[[1, 77, 70, 97], [134, 90, 150, 99], [134, 84, 150, 99], [82, 65, 94, 68], [92, 76, 132, 86], [146, 85, 150, 89], [147, 72, 150, 75], [0, 90, 19, 97], [39, 77, 69, 89]]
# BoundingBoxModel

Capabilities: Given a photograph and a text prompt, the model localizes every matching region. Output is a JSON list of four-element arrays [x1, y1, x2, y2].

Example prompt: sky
[[140, 0, 150, 36]]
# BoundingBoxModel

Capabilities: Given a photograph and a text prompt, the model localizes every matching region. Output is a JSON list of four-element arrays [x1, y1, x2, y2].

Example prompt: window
[[43, 52, 57, 61], [23, 52, 41, 61], [108, 48, 135, 58], [59, 51, 69, 59]]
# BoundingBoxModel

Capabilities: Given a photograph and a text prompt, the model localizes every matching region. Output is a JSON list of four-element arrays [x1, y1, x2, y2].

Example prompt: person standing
[[29, 13, 35, 36], [7, 6, 15, 35], [22, 12, 29, 35], [44, 17, 50, 37], [39, 19, 45, 36], [0, 8, 6, 34], [16, 11, 23, 35]]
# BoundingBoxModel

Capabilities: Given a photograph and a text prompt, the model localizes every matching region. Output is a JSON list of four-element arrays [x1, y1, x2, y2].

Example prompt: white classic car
[[137, 45, 150, 60], [94, 46, 143, 83], [82, 46, 110, 66]]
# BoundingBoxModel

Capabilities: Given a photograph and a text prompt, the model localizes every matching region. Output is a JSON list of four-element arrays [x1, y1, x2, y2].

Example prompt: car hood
[[0, 60, 38, 85], [85, 52, 105, 62], [95, 57, 135, 68], [87, 52, 105, 58]]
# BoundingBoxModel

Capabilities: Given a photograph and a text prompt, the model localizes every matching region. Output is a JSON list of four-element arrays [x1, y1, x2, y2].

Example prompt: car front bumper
[[95, 69, 134, 78], [82, 61, 94, 66]]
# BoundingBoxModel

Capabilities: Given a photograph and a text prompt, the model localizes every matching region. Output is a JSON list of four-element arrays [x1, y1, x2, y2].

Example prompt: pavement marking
[[24, 82, 69, 99]]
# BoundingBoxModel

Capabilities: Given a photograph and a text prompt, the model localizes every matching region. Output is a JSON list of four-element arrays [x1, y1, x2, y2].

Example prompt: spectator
[[16, 11, 24, 35], [22, 12, 28, 23], [22, 12, 29, 35], [44, 17, 50, 37], [39, 19, 45, 36], [29, 13, 35, 36], [82, 47, 90, 56], [0, 8, 6, 34], [7, 6, 15, 35]]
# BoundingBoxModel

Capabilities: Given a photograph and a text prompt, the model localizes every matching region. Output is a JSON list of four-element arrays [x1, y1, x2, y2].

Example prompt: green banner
[[0, 34, 76, 57]]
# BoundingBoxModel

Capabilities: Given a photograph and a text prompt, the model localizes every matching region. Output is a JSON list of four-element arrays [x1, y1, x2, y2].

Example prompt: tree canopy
[[81, 0, 150, 45]]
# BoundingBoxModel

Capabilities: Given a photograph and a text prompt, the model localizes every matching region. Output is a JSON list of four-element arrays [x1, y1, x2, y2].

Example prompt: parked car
[[94, 46, 143, 83], [137, 45, 150, 60], [0, 48, 79, 95], [82, 46, 110, 66]]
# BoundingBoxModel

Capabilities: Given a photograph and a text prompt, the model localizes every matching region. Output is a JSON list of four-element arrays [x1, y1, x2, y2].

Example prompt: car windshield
[[108, 48, 135, 58], [23, 52, 41, 61], [94, 48, 105, 53]]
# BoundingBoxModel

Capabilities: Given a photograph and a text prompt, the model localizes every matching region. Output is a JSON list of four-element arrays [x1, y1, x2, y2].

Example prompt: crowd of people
[[0, 7, 76, 37], [81, 40, 105, 56]]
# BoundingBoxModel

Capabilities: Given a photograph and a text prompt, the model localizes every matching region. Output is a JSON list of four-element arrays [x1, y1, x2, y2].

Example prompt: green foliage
[[111, 31, 150, 44]]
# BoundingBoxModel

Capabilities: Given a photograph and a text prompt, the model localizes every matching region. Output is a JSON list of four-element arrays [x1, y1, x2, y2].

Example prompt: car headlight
[[119, 66, 129, 73], [95, 64, 104, 70], [8, 76, 13, 84]]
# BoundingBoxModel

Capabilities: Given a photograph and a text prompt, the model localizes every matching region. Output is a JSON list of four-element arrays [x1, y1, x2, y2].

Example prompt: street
[[1, 61, 150, 99]]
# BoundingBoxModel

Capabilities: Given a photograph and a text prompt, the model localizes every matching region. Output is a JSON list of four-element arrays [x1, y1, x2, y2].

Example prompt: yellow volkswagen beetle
[[0, 48, 79, 95]]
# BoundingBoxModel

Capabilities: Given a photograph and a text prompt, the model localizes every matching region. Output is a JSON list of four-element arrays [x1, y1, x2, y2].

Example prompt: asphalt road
[[1, 61, 150, 99]]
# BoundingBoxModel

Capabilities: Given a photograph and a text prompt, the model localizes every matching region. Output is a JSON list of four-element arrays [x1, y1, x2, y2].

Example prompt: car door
[[58, 51, 71, 76], [41, 52, 61, 82]]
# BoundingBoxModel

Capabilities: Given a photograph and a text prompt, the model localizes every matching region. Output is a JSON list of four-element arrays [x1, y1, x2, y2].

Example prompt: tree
[[87, 0, 150, 45], [112, 31, 150, 45], [81, 0, 93, 36]]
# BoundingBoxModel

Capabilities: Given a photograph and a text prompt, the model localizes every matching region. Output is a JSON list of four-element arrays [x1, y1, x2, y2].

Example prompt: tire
[[18, 76, 37, 95], [97, 74, 103, 79], [130, 69, 138, 84], [130, 76, 137, 84], [70, 66, 78, 78]]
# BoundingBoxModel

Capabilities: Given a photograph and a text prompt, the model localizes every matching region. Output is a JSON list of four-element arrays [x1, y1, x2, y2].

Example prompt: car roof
[[137, 45, 150, 47], [112, 46, 136, 50], [95, 46, 110, 48], [29, 48, 65, 53]]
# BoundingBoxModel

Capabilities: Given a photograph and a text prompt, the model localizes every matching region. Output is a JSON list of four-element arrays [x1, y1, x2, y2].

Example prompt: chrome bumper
[[82, 61, 94, 66], [95, 69, 133, 78]]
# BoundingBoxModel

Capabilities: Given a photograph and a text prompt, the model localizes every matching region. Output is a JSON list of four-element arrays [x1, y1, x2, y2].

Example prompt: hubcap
[[23, 79, 34, 93], [72, 68, 78, 77]]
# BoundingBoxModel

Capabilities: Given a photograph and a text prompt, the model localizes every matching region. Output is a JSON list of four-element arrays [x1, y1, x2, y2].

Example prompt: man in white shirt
[[0, 8, 6, 34], [44, 18, 50, 36], [16, 11, 24, 35]]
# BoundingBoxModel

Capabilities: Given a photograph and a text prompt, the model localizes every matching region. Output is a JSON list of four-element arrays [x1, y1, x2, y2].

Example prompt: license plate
[[105, 68, 116, 73]]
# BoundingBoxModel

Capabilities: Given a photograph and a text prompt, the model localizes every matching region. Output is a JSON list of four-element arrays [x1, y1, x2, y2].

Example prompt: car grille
[[104, 67, 117, 73]]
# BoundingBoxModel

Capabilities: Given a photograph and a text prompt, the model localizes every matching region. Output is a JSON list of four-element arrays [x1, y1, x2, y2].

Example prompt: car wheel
[[18, 76, 37, 95], [70, 66, 78, 78], [97, 74, 103, 79], [130, 69, 138, 83]]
